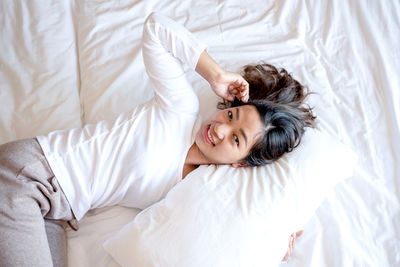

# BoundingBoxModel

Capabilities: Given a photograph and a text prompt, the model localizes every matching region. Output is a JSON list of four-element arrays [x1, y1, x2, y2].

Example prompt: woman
[[0, 13, 314, 266]]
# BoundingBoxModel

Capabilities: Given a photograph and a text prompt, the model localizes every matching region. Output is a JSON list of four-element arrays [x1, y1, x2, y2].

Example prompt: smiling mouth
[[206, 125, 215, 146]]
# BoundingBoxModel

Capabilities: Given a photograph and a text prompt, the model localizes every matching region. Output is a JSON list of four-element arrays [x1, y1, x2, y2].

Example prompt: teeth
[[207, 127, 215, 145]]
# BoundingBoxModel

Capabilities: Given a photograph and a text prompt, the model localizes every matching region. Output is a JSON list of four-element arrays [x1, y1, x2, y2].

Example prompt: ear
[[231, 161, 248, 168]]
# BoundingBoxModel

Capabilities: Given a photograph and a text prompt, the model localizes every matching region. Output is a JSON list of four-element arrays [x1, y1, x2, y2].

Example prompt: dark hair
[[243, 63, 315, 122], [219, 63, 316, 166]]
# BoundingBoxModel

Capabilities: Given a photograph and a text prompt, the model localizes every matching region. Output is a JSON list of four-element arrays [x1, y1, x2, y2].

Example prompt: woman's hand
[[210, 70, 249, 102], [195, 51, 249, 102], [282, 230, 304, 263]]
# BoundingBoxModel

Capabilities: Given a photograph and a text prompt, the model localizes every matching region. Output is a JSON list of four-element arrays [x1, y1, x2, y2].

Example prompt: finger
[[296, 230, 304, 238], [242, 83, 249, 93], [241, 90, 249, 102], [240, 84, 249, 102], [288, 237, 293, 249], [230, 88, 239, 95], [290, 237, 295, 249], [282, 251, 289, 262], [236, 82, 246, 91], [238, 78, 248, 87], [225, 93, 234, 102], [228, 86, 241, 98]]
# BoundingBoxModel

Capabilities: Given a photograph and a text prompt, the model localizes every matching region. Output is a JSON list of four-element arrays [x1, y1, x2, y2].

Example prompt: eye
[[234, 135, 240, 146], [228, 110, 233, 120]]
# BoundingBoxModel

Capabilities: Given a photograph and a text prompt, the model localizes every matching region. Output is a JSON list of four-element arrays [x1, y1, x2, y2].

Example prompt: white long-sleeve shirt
[[37, 13, 206, 220]]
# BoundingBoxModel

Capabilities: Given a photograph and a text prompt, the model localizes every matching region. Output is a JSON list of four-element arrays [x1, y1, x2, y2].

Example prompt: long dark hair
[[219, 63, 316, 166]]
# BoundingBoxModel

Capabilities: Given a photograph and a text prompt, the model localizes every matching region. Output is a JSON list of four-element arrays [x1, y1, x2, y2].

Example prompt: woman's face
[[194, 105, 264, 167]]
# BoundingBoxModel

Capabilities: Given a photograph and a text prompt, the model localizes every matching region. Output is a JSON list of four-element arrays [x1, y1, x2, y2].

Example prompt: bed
[[0, 0, 399, 266]]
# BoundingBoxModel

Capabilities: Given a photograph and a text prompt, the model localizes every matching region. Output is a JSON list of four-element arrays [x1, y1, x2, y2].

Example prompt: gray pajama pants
[[0, 138, 76, 267]]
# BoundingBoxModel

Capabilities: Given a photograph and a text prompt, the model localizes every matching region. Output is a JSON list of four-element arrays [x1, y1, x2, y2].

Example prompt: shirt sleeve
[[142, 12, 207, 113]]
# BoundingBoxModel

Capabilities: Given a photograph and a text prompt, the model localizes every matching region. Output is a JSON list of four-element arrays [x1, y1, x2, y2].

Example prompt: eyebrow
[[236, 108, 248, 147]]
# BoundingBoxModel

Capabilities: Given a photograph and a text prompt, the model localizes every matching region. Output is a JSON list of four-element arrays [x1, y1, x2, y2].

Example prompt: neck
[[182, 144, 212, 179], [185, 143, 209, 166]]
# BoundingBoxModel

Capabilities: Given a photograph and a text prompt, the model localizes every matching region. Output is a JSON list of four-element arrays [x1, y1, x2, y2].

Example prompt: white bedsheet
[[0, 1, 399, 266]]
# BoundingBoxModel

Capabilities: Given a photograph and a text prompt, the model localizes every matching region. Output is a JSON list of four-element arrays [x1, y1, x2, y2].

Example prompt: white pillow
[[103, 128, 357, 267]]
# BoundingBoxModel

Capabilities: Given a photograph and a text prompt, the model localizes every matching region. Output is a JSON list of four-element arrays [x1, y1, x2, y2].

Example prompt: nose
[[214, 122, 231, 140]]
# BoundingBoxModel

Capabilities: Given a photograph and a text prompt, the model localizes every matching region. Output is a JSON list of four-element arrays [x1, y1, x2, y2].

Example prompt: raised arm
[[142, 12, 248, 112], [142, 12, 206, 112]]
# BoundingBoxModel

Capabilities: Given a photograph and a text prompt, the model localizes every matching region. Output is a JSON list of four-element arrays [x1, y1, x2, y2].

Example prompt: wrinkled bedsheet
[[0, 1, 399, 266]]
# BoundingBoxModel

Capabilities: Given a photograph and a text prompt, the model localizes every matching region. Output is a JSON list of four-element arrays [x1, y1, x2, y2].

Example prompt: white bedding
[[0, 1, 399, 266]]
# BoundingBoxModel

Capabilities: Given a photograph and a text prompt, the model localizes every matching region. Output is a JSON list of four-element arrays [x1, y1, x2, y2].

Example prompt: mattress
[[0, 1, 399, 266]]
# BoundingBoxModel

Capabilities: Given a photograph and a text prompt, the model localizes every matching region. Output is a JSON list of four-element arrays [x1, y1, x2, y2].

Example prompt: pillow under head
[[103, 128, 357, 267]]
